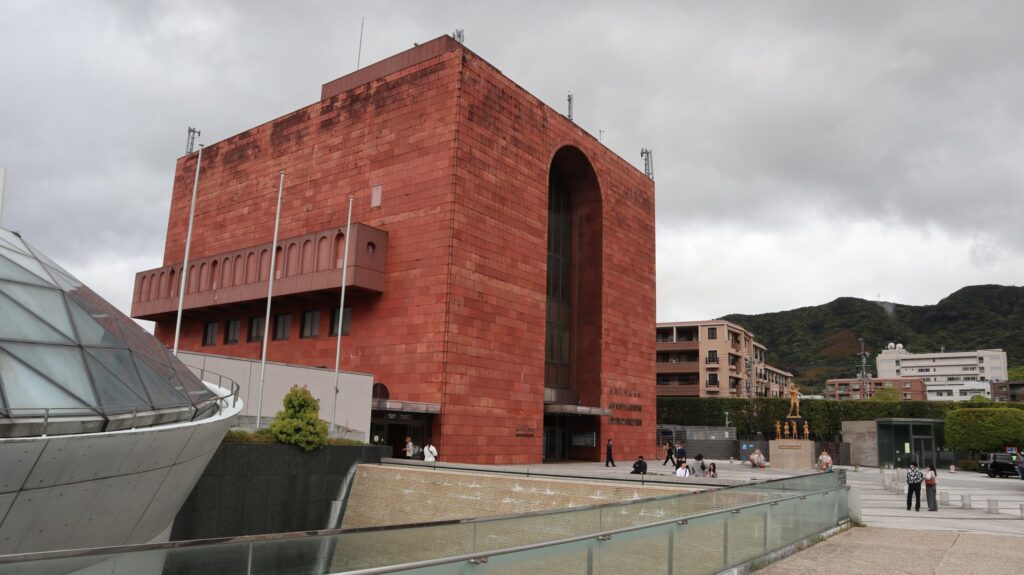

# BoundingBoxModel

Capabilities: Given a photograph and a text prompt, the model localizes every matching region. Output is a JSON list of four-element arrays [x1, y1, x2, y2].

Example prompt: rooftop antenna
[[356, 17, 365, 69], [641, 148, 654, 179], [452, 29, 464, 44], [599, 129, 605, 142], [185, 126, 201, 155], [567, 92, 573, 121]]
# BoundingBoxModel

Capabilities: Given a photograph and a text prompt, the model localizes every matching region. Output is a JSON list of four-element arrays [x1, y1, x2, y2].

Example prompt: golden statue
[[803, 421, 810, 439], [786, 381, 800, 418], [775, 421, 782, 439], [790, 421, 797, 438]]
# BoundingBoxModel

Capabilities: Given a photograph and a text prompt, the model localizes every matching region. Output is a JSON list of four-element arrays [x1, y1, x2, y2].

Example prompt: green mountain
[[722, 285, 1024, 392]]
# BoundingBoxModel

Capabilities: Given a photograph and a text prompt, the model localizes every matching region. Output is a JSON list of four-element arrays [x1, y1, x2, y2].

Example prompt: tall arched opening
[[543, 146, 603, 461]]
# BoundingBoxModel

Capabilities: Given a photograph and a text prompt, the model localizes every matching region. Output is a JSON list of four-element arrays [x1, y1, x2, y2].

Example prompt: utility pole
[[858, 338, 871, 398]]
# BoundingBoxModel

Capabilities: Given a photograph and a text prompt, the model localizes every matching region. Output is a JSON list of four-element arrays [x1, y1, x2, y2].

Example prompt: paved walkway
[[759, 527, 1021, 574], [844, 466, 1024, 536]]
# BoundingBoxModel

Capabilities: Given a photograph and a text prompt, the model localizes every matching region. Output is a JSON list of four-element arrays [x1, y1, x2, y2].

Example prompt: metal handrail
[[0, 369, 240, 437], [335, 484, 851, 574], [0, 481, 847, 568]]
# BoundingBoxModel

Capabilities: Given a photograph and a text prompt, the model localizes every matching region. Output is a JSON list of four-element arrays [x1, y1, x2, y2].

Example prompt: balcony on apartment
[[132, 224, 387, 321], [656, 351, 699, 374], [656, 326, 699, 351]]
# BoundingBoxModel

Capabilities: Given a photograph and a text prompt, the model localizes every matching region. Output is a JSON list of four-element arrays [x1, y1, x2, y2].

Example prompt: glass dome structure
[[0, 228, 218, 436]]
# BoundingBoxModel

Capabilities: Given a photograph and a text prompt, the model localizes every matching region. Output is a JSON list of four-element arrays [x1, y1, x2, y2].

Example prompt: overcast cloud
[[2, 1, 1023, 325]]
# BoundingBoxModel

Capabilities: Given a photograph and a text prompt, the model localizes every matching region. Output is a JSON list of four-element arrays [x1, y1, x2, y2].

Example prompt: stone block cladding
[[139, 36, 656, 464], [341, 465, 691, 529]]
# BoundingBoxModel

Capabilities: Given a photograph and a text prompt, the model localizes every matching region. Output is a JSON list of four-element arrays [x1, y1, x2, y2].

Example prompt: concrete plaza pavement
[[758, 527, 1022, 574]]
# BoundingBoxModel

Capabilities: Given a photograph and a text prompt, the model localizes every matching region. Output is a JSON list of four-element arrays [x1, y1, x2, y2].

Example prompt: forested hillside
[[722, 285, 1024, 391]]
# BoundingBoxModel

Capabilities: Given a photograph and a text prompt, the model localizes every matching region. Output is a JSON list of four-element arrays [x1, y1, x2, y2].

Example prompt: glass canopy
[[0, 228, 217, 430]]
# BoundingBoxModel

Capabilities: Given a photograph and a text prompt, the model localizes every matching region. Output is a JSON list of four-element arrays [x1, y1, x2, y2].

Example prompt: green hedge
[[946, 408, 1024, 453], [657, 397, 1024, 440]]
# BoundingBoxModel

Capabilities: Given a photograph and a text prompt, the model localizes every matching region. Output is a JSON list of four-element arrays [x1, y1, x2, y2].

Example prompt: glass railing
[[0, 472, 846, 575]]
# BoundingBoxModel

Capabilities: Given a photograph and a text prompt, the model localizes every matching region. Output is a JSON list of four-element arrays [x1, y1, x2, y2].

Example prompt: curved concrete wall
[[0, 384, 241, 554]]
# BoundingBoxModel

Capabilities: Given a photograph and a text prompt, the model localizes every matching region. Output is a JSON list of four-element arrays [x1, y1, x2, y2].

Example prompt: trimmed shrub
[[267, 385, 329, 451], [945, 408, 1024, 453]]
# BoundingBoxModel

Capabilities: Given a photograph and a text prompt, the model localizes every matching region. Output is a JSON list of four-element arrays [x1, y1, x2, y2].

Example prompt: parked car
[[978, 453, 1019, 477]]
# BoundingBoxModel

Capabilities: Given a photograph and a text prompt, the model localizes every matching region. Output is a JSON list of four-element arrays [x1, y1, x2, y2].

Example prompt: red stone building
[[131, 36, 656, 464], [823, 378, 926, 401]]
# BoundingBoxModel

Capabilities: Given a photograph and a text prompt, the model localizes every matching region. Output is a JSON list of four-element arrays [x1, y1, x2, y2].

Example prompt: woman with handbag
[[924, 464, 938, 511]]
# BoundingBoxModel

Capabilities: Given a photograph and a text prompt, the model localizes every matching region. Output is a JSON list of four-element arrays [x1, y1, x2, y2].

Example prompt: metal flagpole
[[257, 172, 285, 428], [173, 145, 203, 356], [331, 195, 354, 431]]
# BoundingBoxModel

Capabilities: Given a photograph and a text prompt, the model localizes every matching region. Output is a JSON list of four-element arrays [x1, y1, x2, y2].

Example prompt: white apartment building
[[876, 343, 1007, 402]]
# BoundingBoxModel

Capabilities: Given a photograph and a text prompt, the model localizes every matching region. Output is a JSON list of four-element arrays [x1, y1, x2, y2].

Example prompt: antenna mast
[[566, 92, 573, 121], [356, 17, 365, 69], [641, 148, 654, 179], [452, 29, 464, 44], [185, 126, 201, 155]]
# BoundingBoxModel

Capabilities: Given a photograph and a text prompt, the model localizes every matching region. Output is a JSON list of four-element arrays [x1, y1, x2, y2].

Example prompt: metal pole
[[173, 146, 203, 356], [256, 172, 285, 428], [331, 195, 355, 431], [356, 17, 365, 69]]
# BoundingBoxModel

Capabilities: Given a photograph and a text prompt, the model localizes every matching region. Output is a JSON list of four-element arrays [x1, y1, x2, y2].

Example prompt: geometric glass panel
[[0, 253, 53, 288], [0, 246, 56, 287], [0, 342, 98, 407], [0, 229, 30, 254], [83, 347, 153, 405], [0, 281, 76, 341], [63, 285, 126, 343], [0, 348, 93, 414], [66, 299, 125, 347], [0, 236, 26, 254], [133, 356, 189, 407], [84, 353, 150, 410], [0, 291, 74, 344]]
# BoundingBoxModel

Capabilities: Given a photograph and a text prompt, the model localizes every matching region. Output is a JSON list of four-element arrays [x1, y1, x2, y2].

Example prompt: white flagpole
[[331, 195, 354, 431], [173, 145, 203, 356], [256, 171, 285, 428]]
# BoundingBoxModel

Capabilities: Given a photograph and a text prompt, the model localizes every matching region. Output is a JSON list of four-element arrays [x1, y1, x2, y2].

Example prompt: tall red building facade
[[132, 36, 656, 464]]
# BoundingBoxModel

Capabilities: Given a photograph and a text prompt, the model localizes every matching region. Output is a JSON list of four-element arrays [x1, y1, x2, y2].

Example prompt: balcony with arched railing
[[131, 224, 387, 320]]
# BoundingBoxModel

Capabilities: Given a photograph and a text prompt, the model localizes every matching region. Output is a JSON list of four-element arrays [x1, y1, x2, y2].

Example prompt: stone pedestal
[[768, 439, 815, 470]]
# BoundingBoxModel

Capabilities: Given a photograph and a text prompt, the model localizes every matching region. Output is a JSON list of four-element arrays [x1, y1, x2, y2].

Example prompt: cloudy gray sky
[[2, 1, 1023, 325]]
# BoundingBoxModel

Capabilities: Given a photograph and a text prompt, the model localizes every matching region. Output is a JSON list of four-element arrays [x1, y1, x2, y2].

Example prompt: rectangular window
[[224, 319, 240, 344], [273, 313, 291, 340], [248, 317, 265, 342], [330, 307, 352, 336], [202, 322, 217, 346], [707, 327, 717, 340], [300, 310, 320, 338]]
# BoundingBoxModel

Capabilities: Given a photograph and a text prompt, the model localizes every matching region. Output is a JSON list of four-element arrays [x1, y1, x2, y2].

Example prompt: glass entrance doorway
[[543, 414, 570, 461], [370, 411, 432, 458]]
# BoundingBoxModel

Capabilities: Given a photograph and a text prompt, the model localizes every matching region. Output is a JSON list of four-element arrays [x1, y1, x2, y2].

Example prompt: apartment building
[[655, 321, 791, 398], [824, 378, 927, 401], [876, 343, 1006, 402]]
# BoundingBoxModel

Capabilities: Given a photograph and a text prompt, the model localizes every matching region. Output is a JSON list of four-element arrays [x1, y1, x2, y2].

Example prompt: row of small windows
[[203, 308, 352, 346]]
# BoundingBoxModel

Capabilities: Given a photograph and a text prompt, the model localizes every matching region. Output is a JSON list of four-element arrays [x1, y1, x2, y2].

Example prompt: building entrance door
[[543, 414, 570, 461], [913, 437, 935, 468]]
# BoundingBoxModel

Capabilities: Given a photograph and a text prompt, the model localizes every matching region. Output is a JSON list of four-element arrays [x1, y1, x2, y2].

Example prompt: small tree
[[870, 386, 900, 402], [946, 408, 1024, 453], [268, 385, 329, 451]]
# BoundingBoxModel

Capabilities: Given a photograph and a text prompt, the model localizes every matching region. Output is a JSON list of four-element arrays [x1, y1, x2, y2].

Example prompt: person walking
[[923, 464, 938, 511], [662, 441, 676, 466], [1016, 454, 1024, 480], [423, 439, 438, 463], [605, 439, 616, 467], [906, 461, 924, 511], [403, 436, 414, 459]]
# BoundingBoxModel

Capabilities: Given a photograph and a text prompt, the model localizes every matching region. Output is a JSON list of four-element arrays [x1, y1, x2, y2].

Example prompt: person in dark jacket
[[631, 455, 648, 474], [605, 439, 616, 467], [662, 441, 676, 466]]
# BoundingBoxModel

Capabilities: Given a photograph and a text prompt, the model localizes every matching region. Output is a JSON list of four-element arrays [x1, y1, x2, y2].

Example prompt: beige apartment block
[[656, 321, 791, 398]]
